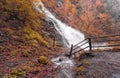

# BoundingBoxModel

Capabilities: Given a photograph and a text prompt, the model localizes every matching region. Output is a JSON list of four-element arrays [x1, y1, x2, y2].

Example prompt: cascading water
[[51, 56, 74, 78], [33, 1, 112, 78], [33, 1, 85, 78], [34, 1, 86, 48]]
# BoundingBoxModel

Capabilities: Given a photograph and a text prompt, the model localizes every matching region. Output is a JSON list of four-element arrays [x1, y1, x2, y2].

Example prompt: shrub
[[22, 65, 32, 71], [81, 60, 90, 65], [5, 28, 14, 35], [0, 46, 4, 51], [22, 50, 29, 57], [10, 68, 26, 77], [10, 51, 18, 57], [3, 74, 18, 78], [77, 66, 86, 72], [22, 26, 49, 48], [37, 56, 49, 65], [3, 68, 26, 78], [29, 40, 39, 48]]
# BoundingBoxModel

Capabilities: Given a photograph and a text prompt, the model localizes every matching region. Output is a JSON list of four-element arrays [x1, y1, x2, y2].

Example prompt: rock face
[[42, 0, 120, 37]]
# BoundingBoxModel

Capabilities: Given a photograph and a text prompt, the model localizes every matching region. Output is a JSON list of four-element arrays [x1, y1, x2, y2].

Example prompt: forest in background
[[42, 0, 120, 37]]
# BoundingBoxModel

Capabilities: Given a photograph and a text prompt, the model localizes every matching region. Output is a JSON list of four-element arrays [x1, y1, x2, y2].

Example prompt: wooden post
[[88, 38, 92, 51], [69, 44, 73, 58]]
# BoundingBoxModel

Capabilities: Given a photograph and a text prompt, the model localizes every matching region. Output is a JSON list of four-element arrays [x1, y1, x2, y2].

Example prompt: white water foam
[[51, 56, 74, 78], [51, 56, 74, 68]]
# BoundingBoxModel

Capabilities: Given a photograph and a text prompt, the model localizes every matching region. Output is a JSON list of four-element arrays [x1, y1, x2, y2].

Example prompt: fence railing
[[68, 35, 120, 58]]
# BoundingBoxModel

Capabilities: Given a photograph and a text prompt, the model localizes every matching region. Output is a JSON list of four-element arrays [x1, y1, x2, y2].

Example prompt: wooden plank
[[69, 44, 73, 58], [73, 38, 88, 47], [88, 38, 92, 51], [73, 41, 89, 50]]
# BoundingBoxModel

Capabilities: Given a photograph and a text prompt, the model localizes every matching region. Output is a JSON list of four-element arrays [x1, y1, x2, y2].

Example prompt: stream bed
[[51, 56, 75, 78]]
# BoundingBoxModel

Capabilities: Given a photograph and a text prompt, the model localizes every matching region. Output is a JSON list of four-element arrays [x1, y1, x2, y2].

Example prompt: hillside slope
[[0, 0, 62, 77]]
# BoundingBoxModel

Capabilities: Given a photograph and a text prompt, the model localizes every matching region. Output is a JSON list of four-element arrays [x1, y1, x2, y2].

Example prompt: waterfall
[[34, 1, 85, 48]]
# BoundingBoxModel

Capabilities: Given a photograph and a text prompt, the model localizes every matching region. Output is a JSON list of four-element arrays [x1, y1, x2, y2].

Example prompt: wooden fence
[[68, 35, 120, 58]]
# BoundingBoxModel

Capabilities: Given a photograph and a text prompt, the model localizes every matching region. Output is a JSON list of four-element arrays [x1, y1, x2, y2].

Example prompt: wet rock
[[30, 70, 39, 75], [0, 40, 4, 43], [57, 69, 73, 78], [0, 73, 3, 78], [59, 58, 64, 62], [43, 75, 53, 78], [51, 56, 74, 78], [112, 74, 120, 78], [79, 53, 94, 60], [7, 62, 19, 68], [105, 62, 112, 65]]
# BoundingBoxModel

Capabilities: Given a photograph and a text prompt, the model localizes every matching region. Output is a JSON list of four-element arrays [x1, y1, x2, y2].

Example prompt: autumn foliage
[[42, 0, 120, 38]]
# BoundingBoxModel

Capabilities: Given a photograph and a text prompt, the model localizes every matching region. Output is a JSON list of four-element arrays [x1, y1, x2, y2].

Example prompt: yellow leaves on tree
[[64, 0, 77, 17], [88, 25, 105, 37], [95, 0, 103, 7], [98, 13, 109, 23], [41, 0, 56, 8]]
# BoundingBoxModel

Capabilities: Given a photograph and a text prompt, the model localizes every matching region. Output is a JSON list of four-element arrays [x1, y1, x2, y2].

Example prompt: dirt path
[[78, 52, 120, 78]]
